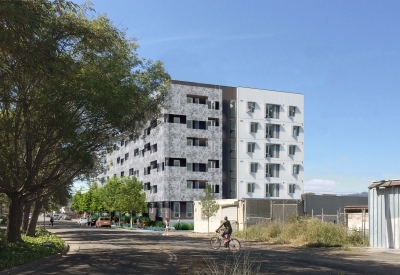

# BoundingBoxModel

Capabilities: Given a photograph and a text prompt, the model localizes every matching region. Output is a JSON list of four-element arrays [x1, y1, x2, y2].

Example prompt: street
[[10, 218, 400, 275]]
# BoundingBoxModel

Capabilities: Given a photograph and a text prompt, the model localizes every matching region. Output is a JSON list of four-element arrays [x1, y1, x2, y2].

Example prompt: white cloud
[[304, 179, 340, 193]]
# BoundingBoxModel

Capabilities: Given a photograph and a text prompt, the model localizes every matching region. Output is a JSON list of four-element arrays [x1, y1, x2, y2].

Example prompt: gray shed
[[369, 180, 400, 249]]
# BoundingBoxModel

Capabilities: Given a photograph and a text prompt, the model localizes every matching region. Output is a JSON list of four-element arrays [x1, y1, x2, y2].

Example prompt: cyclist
[[215, 216, 232, 247]]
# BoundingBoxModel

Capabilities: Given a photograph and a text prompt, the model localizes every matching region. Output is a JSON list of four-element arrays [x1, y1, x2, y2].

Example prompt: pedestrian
[[162, 218, 169, 235], [177, 218, 180, 230], [50, 215, 54, 226]]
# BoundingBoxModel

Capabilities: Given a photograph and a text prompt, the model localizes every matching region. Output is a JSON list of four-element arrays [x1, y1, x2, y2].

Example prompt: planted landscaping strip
[[0, 228, 67, 272]]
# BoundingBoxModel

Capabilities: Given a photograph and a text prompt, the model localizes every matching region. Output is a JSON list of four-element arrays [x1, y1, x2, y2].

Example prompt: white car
[[52, 214, 61, 220], [77, 217, 88, 225]]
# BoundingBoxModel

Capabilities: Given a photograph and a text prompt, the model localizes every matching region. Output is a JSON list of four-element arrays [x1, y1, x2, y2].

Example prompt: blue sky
[[74, 0, 400, 194]]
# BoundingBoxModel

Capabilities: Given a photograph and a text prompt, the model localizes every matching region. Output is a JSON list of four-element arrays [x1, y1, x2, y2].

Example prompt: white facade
[[235, 87, 304, 200]]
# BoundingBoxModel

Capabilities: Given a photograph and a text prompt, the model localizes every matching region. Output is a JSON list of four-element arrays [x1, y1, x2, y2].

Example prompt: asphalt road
[[13, 218, 400, 275]]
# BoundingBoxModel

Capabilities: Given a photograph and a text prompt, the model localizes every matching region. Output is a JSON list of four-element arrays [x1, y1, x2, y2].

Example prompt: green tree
[[98, 177, 122, 217], [119, 177, 146, 227], [199, 186, 220, 234], [0, 0, 169, 242]]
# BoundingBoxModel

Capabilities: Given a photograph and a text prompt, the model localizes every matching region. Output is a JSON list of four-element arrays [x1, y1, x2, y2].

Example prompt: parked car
[[45, 213, 51, 217], [53, 214, 61, 220], [95, 217, 111, 228], [62, 215, 71, 220], [77, 217, 88, 225], [87, 217, 97, 227]]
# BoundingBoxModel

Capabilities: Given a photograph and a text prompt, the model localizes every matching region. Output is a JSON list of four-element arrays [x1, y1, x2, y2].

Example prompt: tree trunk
[[208, 217, 209, 235], [21, 201, 32, 232], [130, 211, 133, 228], [26, 198, 44, 237], [6, 192, 25, 243]]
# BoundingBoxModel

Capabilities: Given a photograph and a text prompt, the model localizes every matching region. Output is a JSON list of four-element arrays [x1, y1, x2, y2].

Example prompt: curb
[[0, 244, 70, 275]]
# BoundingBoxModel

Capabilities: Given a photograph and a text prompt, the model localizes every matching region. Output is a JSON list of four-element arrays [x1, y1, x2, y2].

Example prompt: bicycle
[[210, 230, 241, 252]]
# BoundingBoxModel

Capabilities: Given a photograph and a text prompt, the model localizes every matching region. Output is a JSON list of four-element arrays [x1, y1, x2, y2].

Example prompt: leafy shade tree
[[0, 1, 170, 242], [70, 188, 85, 213], [199, 186, 220, 234], [98, 177, 122, 218], [119, 177, 146, 227]]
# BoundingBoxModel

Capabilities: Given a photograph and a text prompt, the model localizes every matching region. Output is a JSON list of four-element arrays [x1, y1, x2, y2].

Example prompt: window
[[151, 185, 157, 193], [248, 183, 255, 193], [120, 158, 124, 165], [173, 116, 180, 124], [247, 102, 255, 113], [265, 144, 274, 158], [289, 106, 296, 117], [151, 144, 157, 153], [117, 157, 120, 164], [187, 163, 207, 172], [187, 163, 193, 171], [289, 145, 296, 155], [208, 183, 220, 193], [230, 101, 236, 118], [144, 182, 150, 191], [288, 184, 296, 194], [158, 203, 163, 217], [186, 202, 193, 218], [129, 168, 134, 176], [208, 100, 219, 110], [230, 181, 236, 199], [187, 139, 193, 146], [250, 163, 258, 173], [266, 164, 279, 177], [230, 160, 236, 178], [134, 148, 139, 156], [121, 171, 124, 177], [174, 160, 180, 167], [187, 96, 207, 105], [266, 124, 280, 138], [187, 97, 193, 103], [173, 202, 180, 218], [293, 165, 300, 175], [250, 122, 258, 133], [248, 142, 255, 153], [187, 120, 207, 130], [125, 153, 129, 160], [208, 160, 216, 169], [165, 203, 169, 217], [150, 204, 153, 213], [187, 181, 193, 189], [266, 184, 279, 197], [293, 126, 300, 137], [207, 120, 216, 128], [266, 104, 279, 118], [230, 140, 236, 158], [157, 162, 164, 172], [230, 120, 236, 137], [187, 120, 193, 129]]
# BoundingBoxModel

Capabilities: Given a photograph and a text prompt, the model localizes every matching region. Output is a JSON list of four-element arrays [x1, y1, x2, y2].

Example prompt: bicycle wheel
[[210, 237, 221, 250], [228, 239, 241, 252]]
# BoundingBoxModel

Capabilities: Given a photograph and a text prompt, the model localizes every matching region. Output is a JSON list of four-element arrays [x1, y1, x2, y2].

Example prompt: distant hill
[[345, 192, 368, 197]]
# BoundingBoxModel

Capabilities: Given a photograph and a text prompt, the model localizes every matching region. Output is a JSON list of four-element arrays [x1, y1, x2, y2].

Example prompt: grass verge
[[233, 217, 368, 247], [0, 227, 66, 271]]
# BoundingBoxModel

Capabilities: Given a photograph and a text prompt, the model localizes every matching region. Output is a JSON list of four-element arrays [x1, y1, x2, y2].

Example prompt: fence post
[[322, 208, 324, 223]]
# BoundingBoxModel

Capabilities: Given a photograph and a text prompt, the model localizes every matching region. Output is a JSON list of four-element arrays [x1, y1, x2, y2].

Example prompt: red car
[[95, 217, 111, 228]]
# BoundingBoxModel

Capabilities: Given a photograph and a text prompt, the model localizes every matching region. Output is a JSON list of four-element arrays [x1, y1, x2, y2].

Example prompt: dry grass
[[233, 217, 368, 247], [187, 250, 261, 275]]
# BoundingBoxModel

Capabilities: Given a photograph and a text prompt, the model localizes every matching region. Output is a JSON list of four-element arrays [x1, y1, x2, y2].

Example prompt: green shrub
[[139, 216, 150, 223], [173, 222, 194, 230], [0, 228, 66, 271]]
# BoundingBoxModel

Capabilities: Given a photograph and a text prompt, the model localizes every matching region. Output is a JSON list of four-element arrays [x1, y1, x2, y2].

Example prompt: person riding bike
[[216, 216, 232, 247]]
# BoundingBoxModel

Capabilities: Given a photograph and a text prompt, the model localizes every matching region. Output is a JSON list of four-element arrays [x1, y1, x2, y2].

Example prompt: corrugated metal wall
[[303, 194, 368, 215], [369, 187, 400, 249]]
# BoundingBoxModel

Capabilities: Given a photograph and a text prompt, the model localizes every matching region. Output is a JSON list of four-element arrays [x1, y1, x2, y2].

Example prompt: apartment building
[[96, 80, 304, 221]]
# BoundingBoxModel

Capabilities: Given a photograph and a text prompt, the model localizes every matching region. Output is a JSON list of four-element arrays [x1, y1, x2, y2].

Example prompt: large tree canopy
[[0, 0, 170, 242]]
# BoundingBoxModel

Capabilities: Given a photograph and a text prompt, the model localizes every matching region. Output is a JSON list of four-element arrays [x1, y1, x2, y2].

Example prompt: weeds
[[233, 217, 369, 247], [187, 250, 261, 275]]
